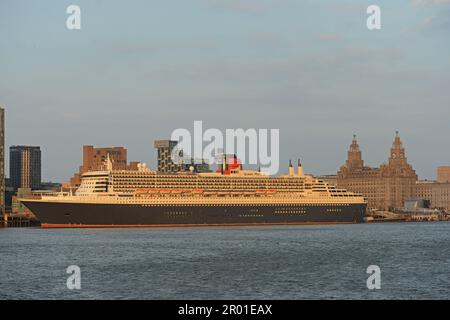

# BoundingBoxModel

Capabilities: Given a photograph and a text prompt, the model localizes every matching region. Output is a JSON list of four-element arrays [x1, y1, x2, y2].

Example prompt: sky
[[1, 0, 449, 182]]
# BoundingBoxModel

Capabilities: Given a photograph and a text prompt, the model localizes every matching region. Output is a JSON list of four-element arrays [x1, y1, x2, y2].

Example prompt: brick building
[[437, 166, 450, 183], [69, 145, 138, 187]]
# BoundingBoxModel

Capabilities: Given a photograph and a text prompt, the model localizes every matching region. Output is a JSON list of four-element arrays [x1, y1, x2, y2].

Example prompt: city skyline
[[1, 0, 450, 181], [1, 113, 448, 183]]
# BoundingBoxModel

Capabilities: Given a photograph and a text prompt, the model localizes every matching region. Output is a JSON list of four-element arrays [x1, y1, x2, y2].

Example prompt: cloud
[[244, 32, 288, 47], [205, 0, 270, 15], [318, 33, 343, 42], [108, 39, 217, 55], [412, 0, 450, 5]]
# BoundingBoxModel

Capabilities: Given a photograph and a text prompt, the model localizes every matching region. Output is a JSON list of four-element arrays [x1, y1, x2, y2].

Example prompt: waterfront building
[[415, 170, 450, 212], [437, 166, 450, 183], [337, 132, 417, 210], [69, 145, 135, 187], [154, 139, 211, 173], [154, 140, 183, 173], [81, 145, 128, 170], [10, 146, 42, 191]]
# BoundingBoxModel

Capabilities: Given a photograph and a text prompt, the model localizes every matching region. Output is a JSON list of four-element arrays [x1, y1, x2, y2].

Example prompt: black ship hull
[[21, 201, 367, 228]]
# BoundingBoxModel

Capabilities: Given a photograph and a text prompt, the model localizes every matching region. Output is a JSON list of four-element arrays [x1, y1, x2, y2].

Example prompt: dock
[[0, 214, 40, 228], [366, 210, 449, 223]]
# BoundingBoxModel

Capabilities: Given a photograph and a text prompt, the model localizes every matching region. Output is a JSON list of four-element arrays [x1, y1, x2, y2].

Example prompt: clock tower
[[382, 131, 417, 209], [346, 134, 364, 170], [389, 131, 407, 166]]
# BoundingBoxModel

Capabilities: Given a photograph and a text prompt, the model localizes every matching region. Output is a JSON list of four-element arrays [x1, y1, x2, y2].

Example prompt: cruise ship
[[20, 156, 367, 228]]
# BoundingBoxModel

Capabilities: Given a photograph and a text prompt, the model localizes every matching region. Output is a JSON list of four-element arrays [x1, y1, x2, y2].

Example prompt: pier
[[0, 214, 40, 228], [366, 210, 449, 223]]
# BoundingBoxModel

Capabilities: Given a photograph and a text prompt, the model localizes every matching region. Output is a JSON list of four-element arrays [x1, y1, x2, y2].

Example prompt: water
[[0, 222, 449, 300]]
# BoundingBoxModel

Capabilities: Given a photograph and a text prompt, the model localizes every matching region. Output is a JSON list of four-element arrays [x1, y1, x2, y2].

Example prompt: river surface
[[0, 222, 449, 299]]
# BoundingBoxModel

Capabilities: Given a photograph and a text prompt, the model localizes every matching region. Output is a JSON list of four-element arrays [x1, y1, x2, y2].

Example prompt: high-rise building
[[10, 146, 42, 191], [69, 145, 132, 187], [0, 107, 5, 214], [154, 140, 183, 173], [337, 132, 417, 210], [154, 140, 211, 173]]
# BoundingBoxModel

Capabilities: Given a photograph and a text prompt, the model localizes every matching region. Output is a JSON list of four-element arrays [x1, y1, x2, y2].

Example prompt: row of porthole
[[111, 179, 307, 185], [164, 212, 191, 216], [113, 177, 305, 183], [274, 211, 307, 214], [238, 214, 264, 217], [136, 203, 352, 207]]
